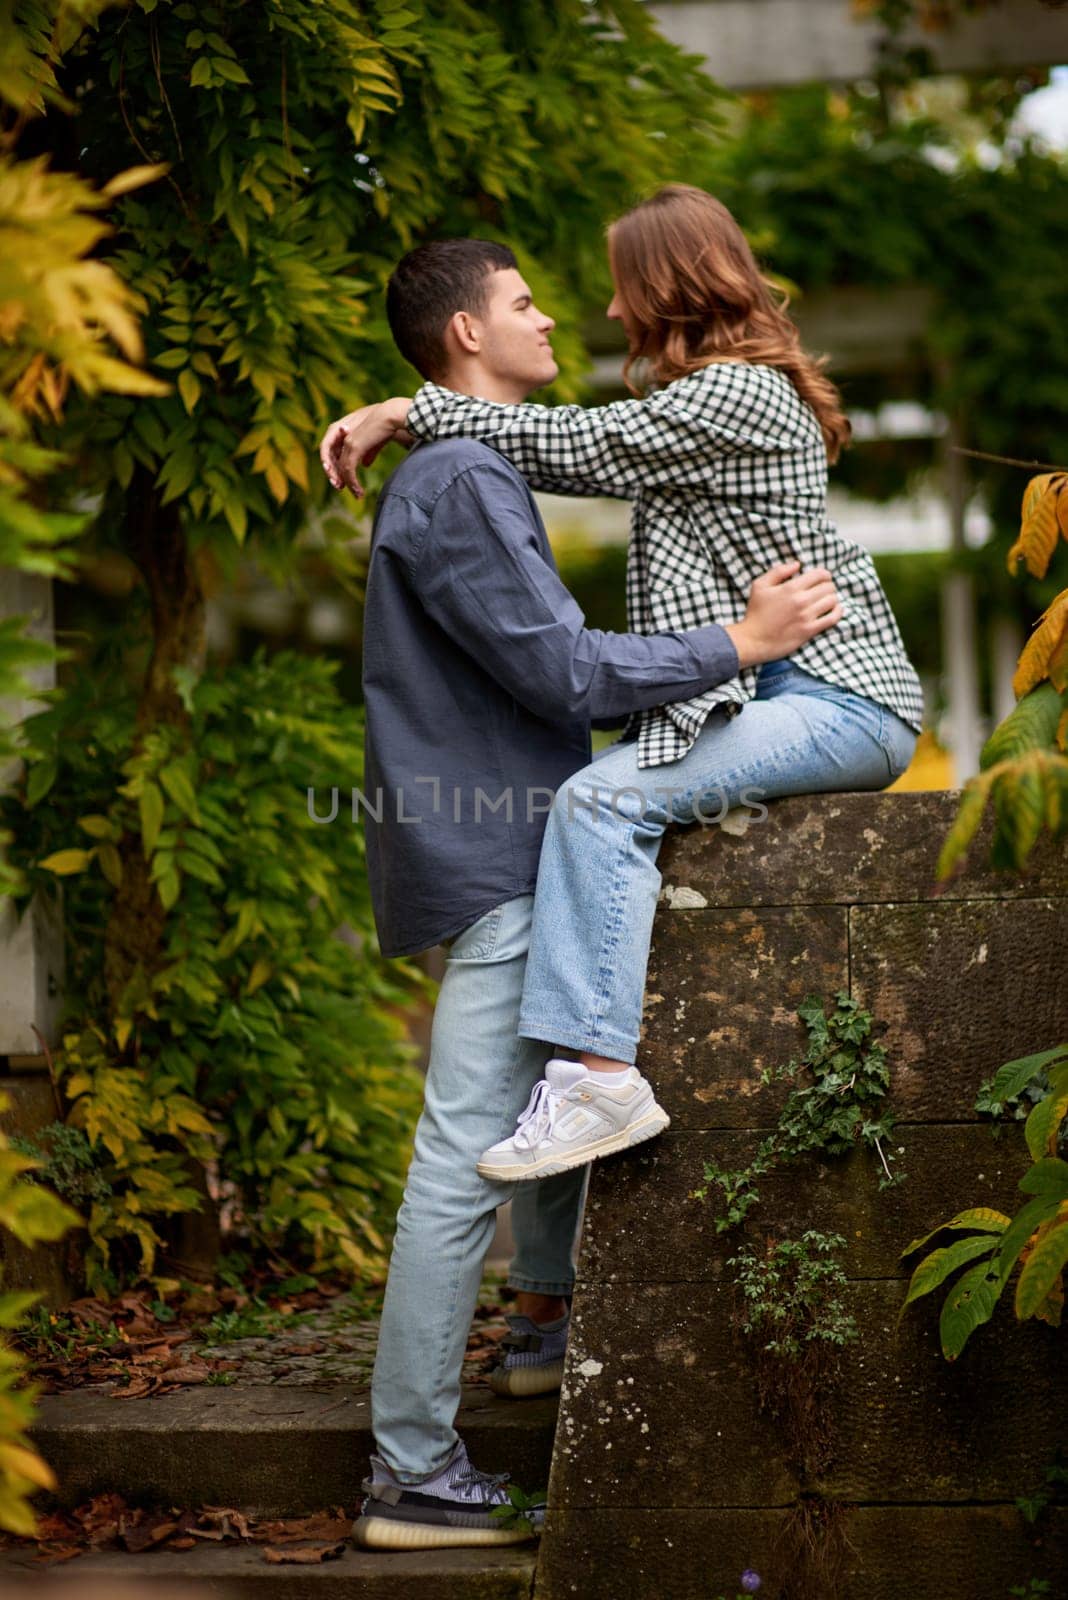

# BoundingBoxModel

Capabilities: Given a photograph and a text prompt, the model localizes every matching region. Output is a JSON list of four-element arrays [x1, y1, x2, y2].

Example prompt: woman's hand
[[725, 560, 843, 668], [319, 397, 413, 496]]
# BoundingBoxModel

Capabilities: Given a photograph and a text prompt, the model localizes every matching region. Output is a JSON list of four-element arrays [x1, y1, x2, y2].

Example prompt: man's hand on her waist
[[724, 560, 842, 669]]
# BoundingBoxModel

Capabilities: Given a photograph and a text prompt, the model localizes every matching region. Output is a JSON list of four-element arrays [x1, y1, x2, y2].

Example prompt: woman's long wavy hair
[[608, 185, 851, 463]]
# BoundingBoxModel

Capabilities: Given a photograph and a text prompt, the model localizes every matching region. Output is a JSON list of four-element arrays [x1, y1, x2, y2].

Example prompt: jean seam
[[578, 814, 639, 1050]]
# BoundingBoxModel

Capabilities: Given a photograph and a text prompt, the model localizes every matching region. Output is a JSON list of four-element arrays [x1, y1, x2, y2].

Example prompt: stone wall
[[536, 791, 1068, 1600]]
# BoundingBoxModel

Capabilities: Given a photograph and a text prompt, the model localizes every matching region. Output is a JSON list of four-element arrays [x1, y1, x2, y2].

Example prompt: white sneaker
[[476, 1059, 670, 1182]]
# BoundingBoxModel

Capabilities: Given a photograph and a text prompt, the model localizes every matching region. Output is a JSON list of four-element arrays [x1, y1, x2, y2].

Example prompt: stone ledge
[[656, 790, 1068, 905], [29, 1385, 557, 1518], [0, 1540, 538, 1600]]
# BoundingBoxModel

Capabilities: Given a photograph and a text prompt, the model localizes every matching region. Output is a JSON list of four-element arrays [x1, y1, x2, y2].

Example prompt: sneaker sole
[[487, 1358, 565, 1398], [476, 1105, 670, 1182], [352, 1515, 536, 1550]]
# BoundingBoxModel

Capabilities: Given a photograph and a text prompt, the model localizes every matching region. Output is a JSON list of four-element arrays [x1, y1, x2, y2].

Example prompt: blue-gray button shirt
[[361, 438, 740, 957]]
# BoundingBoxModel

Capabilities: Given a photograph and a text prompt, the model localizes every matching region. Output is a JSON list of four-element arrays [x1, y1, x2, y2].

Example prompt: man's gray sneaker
[[476, 1058, 670, 1182], [488, 1311, 569, 1398], [352, 1437, 542, 1550]]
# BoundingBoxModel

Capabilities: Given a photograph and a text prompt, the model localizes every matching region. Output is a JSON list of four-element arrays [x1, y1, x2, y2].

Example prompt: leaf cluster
[[0, 1090, 81, 1535], [939, 474, 1068, 878], [693, 993, 903, 1232], [3, 646, 426, 1289], [728, 1231, 859, 1362], [900, 1044, 1068, 1358], [30, 0, 723, 566], [488, 1481, 547, 1539]]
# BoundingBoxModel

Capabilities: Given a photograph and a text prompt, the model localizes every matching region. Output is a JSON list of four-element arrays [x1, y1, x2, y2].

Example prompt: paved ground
[[191, 1272, 512, 1392]]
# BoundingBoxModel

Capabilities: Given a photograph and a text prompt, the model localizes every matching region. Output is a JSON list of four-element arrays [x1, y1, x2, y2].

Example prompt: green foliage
[[0, 3, 166, 897], [10, 1121, 113, 1208], [488, 1481, 547, 1539], [938, 483, 1068, 878], [4, 647, 426, 1288], [43, 0, 723, 563], [693, 993, 902, 1231], [900, 1044, 1068, 1358], [1014, 1451, 1068, 1528], [938, 685, 1068, 876], [728, 1232, 859, 1361], [0, 1091, 81, 1534]]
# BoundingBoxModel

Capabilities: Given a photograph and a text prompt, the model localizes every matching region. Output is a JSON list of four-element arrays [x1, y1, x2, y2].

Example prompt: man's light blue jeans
[[371, 893, 587, 1480], [517, 659, 919, 1063]]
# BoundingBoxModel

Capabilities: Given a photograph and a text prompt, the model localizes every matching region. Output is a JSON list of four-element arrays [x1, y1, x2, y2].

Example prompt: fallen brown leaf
[[33, 1545, 83, 1565], [251, 1512, 350, 1544], [122, 1518, 178, 1553], [263, 1541, 346, 1564], [112, 1378, 155, 1400]]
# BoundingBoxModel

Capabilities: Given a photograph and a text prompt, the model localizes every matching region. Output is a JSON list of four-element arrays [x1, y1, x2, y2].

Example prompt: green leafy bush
[[900, 1044, 1068, 1359], [4, 647, 425, 1289]]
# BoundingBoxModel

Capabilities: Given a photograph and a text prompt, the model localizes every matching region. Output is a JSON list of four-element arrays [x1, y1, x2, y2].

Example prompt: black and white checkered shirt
[[407, 366, 925, 769]]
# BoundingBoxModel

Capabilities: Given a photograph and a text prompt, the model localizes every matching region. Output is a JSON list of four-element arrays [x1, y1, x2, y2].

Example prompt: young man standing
[[323, 240, 841, 1549]]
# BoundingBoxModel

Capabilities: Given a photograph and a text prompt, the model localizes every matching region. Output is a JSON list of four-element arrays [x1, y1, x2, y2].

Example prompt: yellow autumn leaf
[[96, 842, 123, 886], [80, 354, 170, 398], [76, 814, 114, 839], [177, 367, 201, 413], [101, 162, 170, 199], [246, 959, 272, 995], [37, 848, 92, 875], [1012, 588, 1068, 699], [1008, 474, 1065, 579], [0, 1444, 56, 1493]]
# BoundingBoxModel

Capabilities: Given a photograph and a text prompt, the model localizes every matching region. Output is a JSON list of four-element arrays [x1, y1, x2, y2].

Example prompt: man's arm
[[409, 459, 736, 725], [406, 459, 839, 726]]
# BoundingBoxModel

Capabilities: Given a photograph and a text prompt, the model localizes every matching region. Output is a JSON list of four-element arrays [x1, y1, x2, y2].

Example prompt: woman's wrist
[[385, 396, 413, 431]]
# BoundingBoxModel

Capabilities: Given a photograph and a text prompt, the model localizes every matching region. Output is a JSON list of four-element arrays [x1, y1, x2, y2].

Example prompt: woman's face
[[606, 270, 639, 345]]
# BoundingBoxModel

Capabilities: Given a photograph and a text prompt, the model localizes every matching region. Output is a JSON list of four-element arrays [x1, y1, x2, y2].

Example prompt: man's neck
[[437, 367, 528, 405]]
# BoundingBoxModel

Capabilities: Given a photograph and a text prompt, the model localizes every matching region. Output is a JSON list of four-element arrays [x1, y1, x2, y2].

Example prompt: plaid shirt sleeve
[[406, 378, 740, 499]]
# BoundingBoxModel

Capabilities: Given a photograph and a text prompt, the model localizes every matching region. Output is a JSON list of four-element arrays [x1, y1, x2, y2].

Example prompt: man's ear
[[444, 308, 480, 361]]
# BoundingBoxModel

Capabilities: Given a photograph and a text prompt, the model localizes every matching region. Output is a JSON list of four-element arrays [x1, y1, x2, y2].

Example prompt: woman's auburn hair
[[607, 184, 851, 464]]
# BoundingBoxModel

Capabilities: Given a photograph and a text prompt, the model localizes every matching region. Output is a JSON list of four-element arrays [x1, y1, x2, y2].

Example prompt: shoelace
[[513, 1077, 575, 1150], [450, 1457, 512, 1505]]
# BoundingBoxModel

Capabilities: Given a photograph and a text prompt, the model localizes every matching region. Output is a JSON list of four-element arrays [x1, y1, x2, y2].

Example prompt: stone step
[[0, 1539, 538, 1598], [30, 1384, 558, 1517]]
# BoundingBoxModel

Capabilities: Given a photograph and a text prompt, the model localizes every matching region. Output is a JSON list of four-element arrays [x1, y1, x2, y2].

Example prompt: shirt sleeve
[[406, 377, 739, 499], [406, 459, 739, 725]]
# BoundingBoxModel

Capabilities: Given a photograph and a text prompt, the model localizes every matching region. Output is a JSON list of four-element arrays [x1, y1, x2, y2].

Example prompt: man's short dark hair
[[386, 239, 518, 380]]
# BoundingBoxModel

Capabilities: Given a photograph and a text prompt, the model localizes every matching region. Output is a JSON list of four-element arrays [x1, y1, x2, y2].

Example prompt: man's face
[[471, 268, 558, 392]]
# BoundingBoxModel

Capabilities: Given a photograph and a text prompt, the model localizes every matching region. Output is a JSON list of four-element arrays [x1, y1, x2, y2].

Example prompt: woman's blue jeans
[[517, 660, 919, 1063]]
